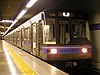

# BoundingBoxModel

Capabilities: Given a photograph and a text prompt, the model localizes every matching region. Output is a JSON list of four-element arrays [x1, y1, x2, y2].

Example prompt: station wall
[[90, 13, 100, 70]]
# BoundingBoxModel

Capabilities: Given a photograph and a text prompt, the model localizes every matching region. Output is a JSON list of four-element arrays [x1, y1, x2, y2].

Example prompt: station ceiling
[[0, 0, 100, 35]]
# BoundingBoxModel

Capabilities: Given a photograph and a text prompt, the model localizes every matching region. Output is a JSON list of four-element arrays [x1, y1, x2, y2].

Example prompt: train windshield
[[43, 18, 90, 45], [43, 19, 56, 44]]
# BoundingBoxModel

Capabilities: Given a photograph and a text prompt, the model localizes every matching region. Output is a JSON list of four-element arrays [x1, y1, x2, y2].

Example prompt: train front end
[[41, 9, 92, 63]]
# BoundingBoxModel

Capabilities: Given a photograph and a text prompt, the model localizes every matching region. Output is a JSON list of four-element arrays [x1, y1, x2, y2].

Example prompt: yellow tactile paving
[[4, 42, 38, 75]]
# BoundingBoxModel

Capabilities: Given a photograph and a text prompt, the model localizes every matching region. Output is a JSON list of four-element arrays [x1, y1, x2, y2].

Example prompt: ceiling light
[[17, 9, 27, 19], [0, 32, 4, 34], [4, 19, 18, 35], [3, 0, 38, 36], [26, 0, 38, 8], [0, 20, 13, 23]]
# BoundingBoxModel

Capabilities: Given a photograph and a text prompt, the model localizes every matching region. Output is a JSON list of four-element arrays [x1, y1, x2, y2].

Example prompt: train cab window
[[43, 19, 70, 45], [59, 20, 70, 44], [71, 20, 90, 45], [72, 21, 86, 38], [43, 19, 56, 44]]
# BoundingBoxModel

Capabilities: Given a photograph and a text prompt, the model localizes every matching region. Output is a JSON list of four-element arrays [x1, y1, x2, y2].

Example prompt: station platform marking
[[4, 42, 38, 75]]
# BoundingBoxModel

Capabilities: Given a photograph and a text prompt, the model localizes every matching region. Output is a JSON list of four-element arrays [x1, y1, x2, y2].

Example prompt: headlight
[[49, 49, 57, 54], [82, 48, 88, 53]]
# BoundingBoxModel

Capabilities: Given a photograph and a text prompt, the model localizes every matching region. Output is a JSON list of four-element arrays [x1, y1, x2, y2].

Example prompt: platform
[[0, 40, 69, 75]]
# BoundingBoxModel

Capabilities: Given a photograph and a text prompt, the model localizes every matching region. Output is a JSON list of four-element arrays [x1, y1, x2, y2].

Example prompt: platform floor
[[0, 40, 21, 75], [1, 40, 68, 75]]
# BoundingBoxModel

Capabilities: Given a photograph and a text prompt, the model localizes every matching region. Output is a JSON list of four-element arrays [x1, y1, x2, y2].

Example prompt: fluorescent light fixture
[[0, 26, 4, 28], [0, 20, 13, 23], [12, 19, 18, 25], [1, 26, 4, 28], [4, 9, 26, 35], [0, 32, 4, 34], [3, 0, 38, 36], [26, 0, 38, 8], [4, 19, 18, 35], [17, 9, 27, 19]]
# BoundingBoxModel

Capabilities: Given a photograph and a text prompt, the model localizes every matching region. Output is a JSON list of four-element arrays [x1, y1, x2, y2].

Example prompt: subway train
[[4, 9, 92, 67]]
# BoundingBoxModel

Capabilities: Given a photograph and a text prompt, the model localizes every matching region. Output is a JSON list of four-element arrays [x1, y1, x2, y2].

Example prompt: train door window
[[43, 19, 56, 44], [24, 28, 30, 40], [29, 27, 31, 41]]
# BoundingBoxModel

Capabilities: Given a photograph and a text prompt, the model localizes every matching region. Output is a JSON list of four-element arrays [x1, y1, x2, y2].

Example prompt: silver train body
[[4, 9, 92, 62]]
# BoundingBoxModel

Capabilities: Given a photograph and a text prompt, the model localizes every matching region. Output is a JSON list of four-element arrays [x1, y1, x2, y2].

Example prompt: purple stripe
[[42, 46, 91, 54], [42, 45, 91, 48], [90, 24, 100, 30]]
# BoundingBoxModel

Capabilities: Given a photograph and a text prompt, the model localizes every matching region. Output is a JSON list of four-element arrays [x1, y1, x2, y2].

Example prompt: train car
[[4, 9, 92, 67]]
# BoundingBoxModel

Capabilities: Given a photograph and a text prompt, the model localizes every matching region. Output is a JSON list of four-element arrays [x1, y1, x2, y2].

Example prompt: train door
[[16, 30, 21, 47], [32, 21, 43, 57], [32, 23, 37, 55], [16, 31, 19, 46], [37, 21, 43, 57], [23, 27, 31, 53], [13, 31, 17, 45], [21, 28, 24, 49]]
